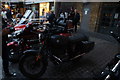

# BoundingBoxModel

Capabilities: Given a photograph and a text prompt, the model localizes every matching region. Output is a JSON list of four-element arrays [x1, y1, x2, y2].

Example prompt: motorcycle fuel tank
[[48, 35, 69, 48]]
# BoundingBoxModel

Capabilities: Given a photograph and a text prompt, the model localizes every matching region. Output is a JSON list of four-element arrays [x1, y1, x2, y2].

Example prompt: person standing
[[73, 9, 80, 32], [67, 7, 75, 31], [46, 11, 50, 19], [65, 12, 68, 19], [60, 12, 65, 19], [42, 9, 45, 16], [68, 7, 75, 21], [2, 18, 16, 77], [1, 8, 7, 19], [16, 11, 23, 19], [47, 11, 55, 26], [34, 10, 39, 18], [6, 8, 13, 23]]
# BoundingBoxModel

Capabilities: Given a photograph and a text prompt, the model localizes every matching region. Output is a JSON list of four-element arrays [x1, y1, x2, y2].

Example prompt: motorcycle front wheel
[[19, 54, 48, 79]]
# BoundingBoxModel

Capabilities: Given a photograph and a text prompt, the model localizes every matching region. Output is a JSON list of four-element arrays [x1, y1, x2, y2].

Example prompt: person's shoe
[[5, 72, 16, 77]]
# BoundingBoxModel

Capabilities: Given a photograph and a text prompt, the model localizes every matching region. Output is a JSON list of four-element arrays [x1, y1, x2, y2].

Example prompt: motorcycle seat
[[69, 33, 88, 43]]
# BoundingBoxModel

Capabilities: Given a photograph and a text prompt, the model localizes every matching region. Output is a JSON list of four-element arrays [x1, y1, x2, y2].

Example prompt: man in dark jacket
[[6, 8, 13, 22], [47, 11, 55, 26], [73, 9, 80, 32], [68, 7, 75, 21], [2, 18, 16, 77]]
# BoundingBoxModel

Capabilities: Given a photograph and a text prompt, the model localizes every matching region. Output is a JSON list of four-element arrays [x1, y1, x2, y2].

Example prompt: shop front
[[97, 2, 120, 35], [2, 2, 25, 18], [39, 2, 54, 17]]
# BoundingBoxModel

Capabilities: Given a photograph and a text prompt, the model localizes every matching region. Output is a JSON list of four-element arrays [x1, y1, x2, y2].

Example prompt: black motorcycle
[[96, 31, 120, 80], [98, 53, 120, 80], [19, 25, 95, 79]]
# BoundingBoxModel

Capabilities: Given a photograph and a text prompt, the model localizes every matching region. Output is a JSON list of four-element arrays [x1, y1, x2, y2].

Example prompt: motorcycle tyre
[[19, 54, 48, 79]]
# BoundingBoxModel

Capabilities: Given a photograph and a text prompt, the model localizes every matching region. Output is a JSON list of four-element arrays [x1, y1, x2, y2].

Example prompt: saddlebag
[[81, 41, 94, 53], [48, 35, 69, 48]]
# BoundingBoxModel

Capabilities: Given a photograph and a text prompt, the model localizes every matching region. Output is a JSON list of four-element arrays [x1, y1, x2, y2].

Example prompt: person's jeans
[[74, 22, 77, 32], [2, 44, 9, 73]]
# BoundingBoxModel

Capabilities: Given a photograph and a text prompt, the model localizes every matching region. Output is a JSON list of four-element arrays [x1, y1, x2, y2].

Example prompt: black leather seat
[[69, 33, 88, 43]]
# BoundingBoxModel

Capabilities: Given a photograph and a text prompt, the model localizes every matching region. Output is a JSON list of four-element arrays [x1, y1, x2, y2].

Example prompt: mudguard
[[22, 49, 47, 57], [23, 49, 39, 55]]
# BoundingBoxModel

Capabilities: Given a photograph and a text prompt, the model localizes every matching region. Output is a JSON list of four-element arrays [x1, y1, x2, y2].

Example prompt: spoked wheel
[[19, 54, 48, 79]]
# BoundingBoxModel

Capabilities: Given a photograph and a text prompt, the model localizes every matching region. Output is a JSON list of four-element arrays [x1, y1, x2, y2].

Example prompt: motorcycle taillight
[[58, 33, 72, 37]]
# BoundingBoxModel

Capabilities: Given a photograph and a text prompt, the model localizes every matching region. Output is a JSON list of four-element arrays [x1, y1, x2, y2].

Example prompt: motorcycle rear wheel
[[19, 54, 48, 79]]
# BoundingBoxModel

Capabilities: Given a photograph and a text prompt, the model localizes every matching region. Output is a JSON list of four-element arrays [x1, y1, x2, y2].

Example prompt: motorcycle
[[98, 53, 120, 80], [95, 30, 120, 80], [7, 21, 43, 63], [7, 17, 67, 63], [19, 25, 95, 79]]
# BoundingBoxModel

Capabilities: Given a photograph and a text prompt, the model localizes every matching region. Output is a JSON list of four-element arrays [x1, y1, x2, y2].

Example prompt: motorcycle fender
[[23, 49, 47, 58], [21, 49, 48, 64], [23, 49, 39, 55]]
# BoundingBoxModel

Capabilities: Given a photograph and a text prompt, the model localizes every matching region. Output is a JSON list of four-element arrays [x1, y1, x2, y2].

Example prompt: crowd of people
[[2, 7, 80, 33], [46, 7, 80, 32], [1, 8, 13, 23]]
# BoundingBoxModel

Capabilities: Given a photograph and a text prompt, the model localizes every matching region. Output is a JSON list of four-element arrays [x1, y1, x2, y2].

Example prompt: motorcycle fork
[[36, 55, 41, 62], [35, 42, 44, 62]]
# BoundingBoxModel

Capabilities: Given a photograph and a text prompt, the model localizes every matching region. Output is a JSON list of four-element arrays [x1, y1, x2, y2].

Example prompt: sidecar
[[47, 33, 95, 56], [69, 33, 95, 53]]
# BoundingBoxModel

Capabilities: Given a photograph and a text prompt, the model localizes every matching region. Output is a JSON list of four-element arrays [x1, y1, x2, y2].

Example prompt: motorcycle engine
[[47, 35, 69, 56]]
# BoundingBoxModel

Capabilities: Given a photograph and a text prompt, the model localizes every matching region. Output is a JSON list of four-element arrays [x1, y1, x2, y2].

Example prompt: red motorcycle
[[7, 22, 41, 63], [19, 25, 95, 79]]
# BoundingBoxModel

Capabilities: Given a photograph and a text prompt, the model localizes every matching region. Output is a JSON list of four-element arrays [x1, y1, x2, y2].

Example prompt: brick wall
[[60, 2, 83, 22], [75, 2, 83, 23], [57, 2, 102, 32], [89, 2, 101, 32]]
